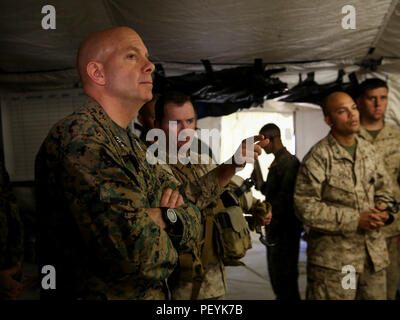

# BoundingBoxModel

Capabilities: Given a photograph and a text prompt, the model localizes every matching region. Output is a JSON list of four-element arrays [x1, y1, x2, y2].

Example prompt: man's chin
[[143, 92, 153, 102]]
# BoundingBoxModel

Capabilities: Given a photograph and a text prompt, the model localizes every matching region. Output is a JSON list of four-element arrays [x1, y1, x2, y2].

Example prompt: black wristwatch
[[161, 207, 178, 231]]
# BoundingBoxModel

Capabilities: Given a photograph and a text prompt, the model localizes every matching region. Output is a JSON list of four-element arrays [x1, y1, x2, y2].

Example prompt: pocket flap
[[223, 206, 248, 233]]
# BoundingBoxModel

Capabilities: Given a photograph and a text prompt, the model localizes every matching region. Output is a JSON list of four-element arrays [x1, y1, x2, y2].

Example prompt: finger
[[370, 207, 380, 213], [256, 138, 270, 149], [176, 195, 184, 207], [381, 213, 389, 221], [252, 134, 265, 143], [168, 190, 180, 207], [371, 219, 384, 227], [369, 214, 381, 222], [160, 188, 173, 207], [371, 214, 386, 223], [253, 144, 262, 156]]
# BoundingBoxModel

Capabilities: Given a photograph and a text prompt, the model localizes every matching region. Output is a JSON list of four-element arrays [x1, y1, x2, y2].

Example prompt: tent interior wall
[[1, 0, 400, 273]]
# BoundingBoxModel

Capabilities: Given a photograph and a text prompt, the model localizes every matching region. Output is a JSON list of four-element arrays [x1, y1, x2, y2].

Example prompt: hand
[[370, 207, 389, 223], [265, 211, 272, 226], [216, 136, 269, 188], [147, 188, 184, 229], [231, 135, 270, 168], [0, 264, 23, 300], [358, 210, 385, 231], [160, 188, 184, 208], [147, 208, 167, 229], [257, 210, 272, 226]]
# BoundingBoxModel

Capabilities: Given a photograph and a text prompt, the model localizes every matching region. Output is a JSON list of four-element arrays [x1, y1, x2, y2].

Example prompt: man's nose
[[143, 57, 155, 74], [182, 121, 191, 129], [349, 108, 357, 118]]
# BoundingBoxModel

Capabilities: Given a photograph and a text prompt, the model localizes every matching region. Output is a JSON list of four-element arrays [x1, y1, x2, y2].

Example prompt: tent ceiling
[[0, 0, 400, 86]]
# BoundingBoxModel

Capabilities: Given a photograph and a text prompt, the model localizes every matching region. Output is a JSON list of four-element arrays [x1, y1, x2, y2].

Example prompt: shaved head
[[322, 91, 359, 139], [77, 27, 140, 86], [323, 92, 353, 116], [75, 26, 155, 128]]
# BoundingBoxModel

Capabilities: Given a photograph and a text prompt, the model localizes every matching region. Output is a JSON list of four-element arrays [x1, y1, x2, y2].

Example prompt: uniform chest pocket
[[326, 175, 354, 192], [322, 175, 355, 206], [99, 180, 149, 212]]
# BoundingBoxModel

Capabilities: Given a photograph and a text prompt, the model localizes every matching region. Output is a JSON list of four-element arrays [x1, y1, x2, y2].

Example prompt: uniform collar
[[327, 132, 363, 162], [359, 122, 392, 142], [83, 96, 146, 165], [273, 147, 288, 161]]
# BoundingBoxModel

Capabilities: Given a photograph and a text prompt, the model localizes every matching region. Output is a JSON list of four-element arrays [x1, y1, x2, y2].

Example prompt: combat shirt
[[35, 97, 204, 299], [359, 123, 400, 237], [168, 156, 226, 300], [294, 133, 394, 273]]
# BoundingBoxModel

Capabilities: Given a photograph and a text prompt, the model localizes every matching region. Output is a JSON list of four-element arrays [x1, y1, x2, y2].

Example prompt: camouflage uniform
[[359, 123, 400, 299], [168, 156, 268, 300], [35, 97, 208, 300], [168, 159, 225, 300], [260, 147, 302, 300], [294, 133, 394, 300], [0, 157, 23, 272]]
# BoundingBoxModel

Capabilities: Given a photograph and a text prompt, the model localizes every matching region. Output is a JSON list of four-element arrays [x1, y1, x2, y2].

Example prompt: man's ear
[[86, 61, 106, 86], [324, 115, 332, 127]]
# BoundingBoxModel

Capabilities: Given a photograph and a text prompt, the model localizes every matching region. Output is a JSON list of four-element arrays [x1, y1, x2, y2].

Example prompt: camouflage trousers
[[306, 257, 386, 300], [386, 236, 400, 300]]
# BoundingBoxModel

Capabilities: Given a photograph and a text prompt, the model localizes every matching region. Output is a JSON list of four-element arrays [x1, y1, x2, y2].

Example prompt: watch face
[[166, 208, 178, 224]]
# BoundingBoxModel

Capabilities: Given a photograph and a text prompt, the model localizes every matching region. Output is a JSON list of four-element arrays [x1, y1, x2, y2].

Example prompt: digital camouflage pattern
[[306, 259, 386, 300], [35, 97, 202, 300], [294, 133, 394, 274], [168, 156, 268, 299], [359, 123, 400, 300], [0, 157, 23, 271], [359, 124, 400, 237], [168, 159, 226, 300]]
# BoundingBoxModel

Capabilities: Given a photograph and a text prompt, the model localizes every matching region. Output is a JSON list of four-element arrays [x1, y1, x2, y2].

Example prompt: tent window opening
[[198, 110, 295, 201]]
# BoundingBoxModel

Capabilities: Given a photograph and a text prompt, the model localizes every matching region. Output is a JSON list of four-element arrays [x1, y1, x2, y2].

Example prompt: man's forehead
[[327, 93, 354, 107], [365, 87, 388, 96], [120, 42, 148, 55], [164, 102, 195, 119], [335, 99, 355, 107], [115, 30, 148, 53]]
